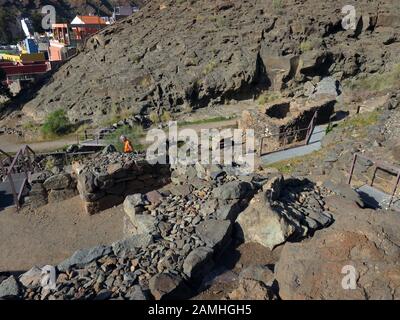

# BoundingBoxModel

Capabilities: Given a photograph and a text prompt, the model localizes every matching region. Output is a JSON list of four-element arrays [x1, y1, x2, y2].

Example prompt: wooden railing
[[6, 145, 36, 209], [259, 111, 319, 156]]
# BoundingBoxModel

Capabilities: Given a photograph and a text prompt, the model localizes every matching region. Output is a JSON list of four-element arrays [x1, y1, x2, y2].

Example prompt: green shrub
[[44, 157, 55, 171], [177, 116, 235, 126], [160, 110, 172, 123], [300, 40, 313, 52], [272, 0, 284, 13], [257, 91, 282, 105], [105, 125, 145, 152], [149, 111, 160, 124], [41, 109, 72, 138], [203, 59, 218, 75]]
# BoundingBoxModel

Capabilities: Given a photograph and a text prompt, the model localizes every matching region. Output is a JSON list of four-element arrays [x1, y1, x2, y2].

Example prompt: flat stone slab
[[356, 184, 400, 212]]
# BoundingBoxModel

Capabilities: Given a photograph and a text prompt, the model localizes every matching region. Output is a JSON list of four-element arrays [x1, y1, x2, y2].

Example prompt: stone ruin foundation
[[26, 153, 171, 214], [72, 154, 171, 215], [239, 96, 336, 153]]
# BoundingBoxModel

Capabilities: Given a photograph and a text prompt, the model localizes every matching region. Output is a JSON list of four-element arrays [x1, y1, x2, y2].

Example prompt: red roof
[[77, 16, 107, 25]]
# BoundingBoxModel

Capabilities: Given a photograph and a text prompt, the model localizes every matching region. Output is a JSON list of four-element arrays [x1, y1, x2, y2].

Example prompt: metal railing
[[259, 111, 319, 156], [0, 149, 12, 179], [76, 128, 114, 146], [5, 145, 36, 209], [348, 153, 400, 208]]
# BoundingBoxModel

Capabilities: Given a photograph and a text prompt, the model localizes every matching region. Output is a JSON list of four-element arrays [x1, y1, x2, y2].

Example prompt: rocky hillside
[[21, 0, 400, 124]]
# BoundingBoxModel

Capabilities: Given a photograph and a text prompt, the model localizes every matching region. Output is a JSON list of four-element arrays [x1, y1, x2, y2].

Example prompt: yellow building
[[0, 52, 46, 63]]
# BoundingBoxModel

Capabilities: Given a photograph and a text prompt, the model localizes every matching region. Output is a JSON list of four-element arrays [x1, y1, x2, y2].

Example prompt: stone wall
[[239, 96, 336, 153], [72, 154, 171, 215], [26, 172, 78, 208]]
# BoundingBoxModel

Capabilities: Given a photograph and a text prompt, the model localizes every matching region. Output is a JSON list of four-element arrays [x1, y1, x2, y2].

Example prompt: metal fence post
[[348, 153, 358, 185], [389, 172, 400, 208]]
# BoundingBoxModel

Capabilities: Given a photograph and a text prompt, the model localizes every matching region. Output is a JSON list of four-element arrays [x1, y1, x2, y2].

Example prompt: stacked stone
[[25, 171, 77, 208], [237, 175, 336, 250], [73, 153, 171, 215], [10, 164, 259, 300], [6, 162, 341, 301]]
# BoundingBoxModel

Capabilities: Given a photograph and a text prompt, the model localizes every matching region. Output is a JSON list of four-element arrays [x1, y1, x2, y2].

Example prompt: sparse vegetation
[[160, 110, 172, 123], [257, 91, 282, 106], [22, 121, 39, 132], [215, 16, 228, 28], [300, 40, 313, 52], [149, 111, 160, 124], [41, 109, 73, 138], [149, 110, 174, 124], [105, 125, 145, 151], [139, 75, 153, 88], [101, 103, 132, 127], [337, 110, 379, 130], [272, 0, 284, 13], [265, 151, 322, 174], [346, 64, 400, 92], [44, 157, 56, 171], [203, 59, 218, 75], [178, 116, 236, 126], [131, 53, 142, 64]]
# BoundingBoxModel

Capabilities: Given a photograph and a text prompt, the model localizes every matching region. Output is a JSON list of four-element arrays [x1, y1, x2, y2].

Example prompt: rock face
[[112, 234, 153, 256], [22, 0, 400, 124], [236, 178, 333, 249], [19, 267, 43, 288], [196, 220, 233, 253], [58, 245, 112, 271], [0, 276, 20, 299], [123, 193, 149, 223], [275, 197, 400, 300], [236, 193, 296, 250], [239, 265, 275, 287], [323, 181, 365, 208], [43, 174, 72, 190], [212, 181, 253, 200], [228, 278, 276, 300], [183, 247, 214, 281], [149, 273, 191, 300]]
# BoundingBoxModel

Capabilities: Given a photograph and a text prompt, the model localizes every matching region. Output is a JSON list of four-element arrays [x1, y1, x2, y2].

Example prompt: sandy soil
[[0, 196, 125, 272]]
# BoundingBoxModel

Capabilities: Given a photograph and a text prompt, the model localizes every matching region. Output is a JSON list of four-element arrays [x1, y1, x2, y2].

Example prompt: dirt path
[[0, 134, 78, 154], [0, 196, 125, 272], [0, 99, 259, 154], [0, 119, 239, 154]]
